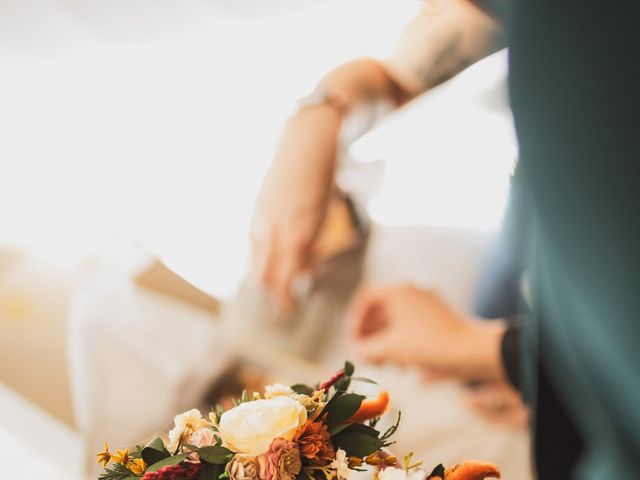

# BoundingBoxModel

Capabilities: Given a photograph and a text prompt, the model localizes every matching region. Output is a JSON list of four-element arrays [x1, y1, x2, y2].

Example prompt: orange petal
[[445, 462, 500, 480], [349, 391, 389, 423]]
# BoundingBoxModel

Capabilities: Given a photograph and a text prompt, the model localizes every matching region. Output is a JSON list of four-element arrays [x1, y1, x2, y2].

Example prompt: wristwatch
[[294, 87, 348, 115]]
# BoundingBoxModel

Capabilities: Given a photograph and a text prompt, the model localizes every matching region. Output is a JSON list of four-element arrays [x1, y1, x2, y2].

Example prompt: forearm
[[260, 105, 340, 213], [272, 0, 507, 174], [451, 319, 509, 382], [384, 0, 506, 97], [260, 58, 403, 208]]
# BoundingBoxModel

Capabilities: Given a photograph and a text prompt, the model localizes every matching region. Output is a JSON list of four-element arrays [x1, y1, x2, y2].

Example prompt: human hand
[[348, 285, 506, 382], [251, 105, 341, 312], [463, 381, 529, 428]]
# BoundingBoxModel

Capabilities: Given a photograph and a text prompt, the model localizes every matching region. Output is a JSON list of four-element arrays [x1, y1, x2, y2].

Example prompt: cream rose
[[219, 397, 307, 456]]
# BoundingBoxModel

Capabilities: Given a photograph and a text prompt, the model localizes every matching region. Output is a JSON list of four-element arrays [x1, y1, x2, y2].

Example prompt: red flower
[[318, 369, 346, 392], [142, 462, 203, 480]]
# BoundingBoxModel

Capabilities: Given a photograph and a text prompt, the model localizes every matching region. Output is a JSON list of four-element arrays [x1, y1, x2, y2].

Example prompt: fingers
[[252, 226, 276, 286], [252, 224, 315, 313], [348, 286, 398, 364], [271, 246, 309, 313], [352, 332, 392, 365], [463, 383, 529, 428], [420, 368, 455, 382], [347, 285, 388, 338]]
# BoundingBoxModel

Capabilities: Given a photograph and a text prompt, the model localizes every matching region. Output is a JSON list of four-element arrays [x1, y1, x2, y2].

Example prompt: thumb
[[352, 333, 393, 365], [348, 285, 389, 338]]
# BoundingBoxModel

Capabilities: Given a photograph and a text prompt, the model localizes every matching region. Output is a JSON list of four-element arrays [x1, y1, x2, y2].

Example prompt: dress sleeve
[[500, 324, 523, 390]]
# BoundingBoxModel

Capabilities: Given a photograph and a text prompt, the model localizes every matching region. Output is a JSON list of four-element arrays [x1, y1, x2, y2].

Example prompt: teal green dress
[[507, 0, 640, 477]]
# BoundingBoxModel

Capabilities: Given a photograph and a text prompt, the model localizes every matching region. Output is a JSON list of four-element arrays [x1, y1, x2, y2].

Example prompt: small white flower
[[330, 449, 351, 480], [378, 467, 427, 480], [167, 409, 210, 451], [264, 383, 295, 399]]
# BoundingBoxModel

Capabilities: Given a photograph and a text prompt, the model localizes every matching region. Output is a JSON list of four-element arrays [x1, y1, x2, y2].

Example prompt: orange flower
[[444, 461, 500, 480], [296, 421, 335, 465], [348, 391, 389, 423], [96, 443, 112, 467]]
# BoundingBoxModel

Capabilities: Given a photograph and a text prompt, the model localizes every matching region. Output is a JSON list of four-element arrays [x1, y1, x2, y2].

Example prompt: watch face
[[297, 90, 330, 108]]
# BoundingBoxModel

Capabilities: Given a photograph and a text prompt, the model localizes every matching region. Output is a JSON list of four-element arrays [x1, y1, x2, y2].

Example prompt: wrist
[[454, 319, 507, 382]]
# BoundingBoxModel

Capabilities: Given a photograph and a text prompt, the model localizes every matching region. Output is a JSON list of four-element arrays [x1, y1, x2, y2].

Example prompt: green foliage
[[197, 445, 234, 465], [198, 463, 225, 480], [380, 411, 401, 444], [291, 384, 315, 396], [325, 393, 364, 425], [97, 462, 140, 480], [146, 453, 189, 473], [350, 377, 378, 385], [331, 423, 384, 458], [344, 361, 355, 377], [334, 377, 351, 393], [214, 404, 225, 423], [427, 464, 445, 479], [328, 424, 351, 437], [141, 437, 170, 466], [98, 446, 144, 480]]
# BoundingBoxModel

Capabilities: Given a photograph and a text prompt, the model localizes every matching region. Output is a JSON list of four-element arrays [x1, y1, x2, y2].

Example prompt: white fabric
[[67, 245, 230, 476], [0, 384, 83, 479], [361, 225, 532, 480]]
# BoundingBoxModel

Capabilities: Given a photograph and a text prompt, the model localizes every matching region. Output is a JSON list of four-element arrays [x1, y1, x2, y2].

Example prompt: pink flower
[[190, 428, 217, 448], [260, 438, 302, 480]]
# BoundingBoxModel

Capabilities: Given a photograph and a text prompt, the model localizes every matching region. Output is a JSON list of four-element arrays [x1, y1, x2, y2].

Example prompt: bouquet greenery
[[97, 362, 499, 480]]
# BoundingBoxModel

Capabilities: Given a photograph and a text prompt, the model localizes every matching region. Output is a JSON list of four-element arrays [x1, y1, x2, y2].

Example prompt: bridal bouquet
[[97, 362, 500, 480]]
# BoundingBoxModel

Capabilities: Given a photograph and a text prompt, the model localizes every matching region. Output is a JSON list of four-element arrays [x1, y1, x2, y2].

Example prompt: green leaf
[[197, 445, 234, 465], [325, 393, 364, 425], [427, 464, 445, 479], [241, 389, 249, 403], [98, 462, 142, 480], [334, 377, 351, 393], [350, 376, 378, 385], [199, 463, 224, 480], [141, 437, 170, 466], [318, 390, 341, 418], [344, 422, 380, 437], [381, 411, 401, 442], [332, 426, 384, 457], [344, 361, 355, 377], [147, 453, 189, 472], [291, 384, 315, 396], [328, 424, 351, 436]]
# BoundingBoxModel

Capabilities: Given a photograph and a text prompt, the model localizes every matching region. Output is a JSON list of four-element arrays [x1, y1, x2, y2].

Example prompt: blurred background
[[0, 0, 524, 478]]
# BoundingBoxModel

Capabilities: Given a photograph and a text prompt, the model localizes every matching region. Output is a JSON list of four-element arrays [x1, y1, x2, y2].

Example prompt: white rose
[[167, 409, 210, 451], [219, 396, 307, 456], [378, 468, 427, 480], [264, 383, 295, 399]]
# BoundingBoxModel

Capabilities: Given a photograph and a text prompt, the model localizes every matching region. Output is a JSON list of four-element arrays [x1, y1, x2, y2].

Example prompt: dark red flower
[[318, 368, 345, 392], [142, 462, 203, 480]]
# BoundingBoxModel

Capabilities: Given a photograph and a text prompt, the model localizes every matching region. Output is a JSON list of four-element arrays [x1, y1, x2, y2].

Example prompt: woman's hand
[[348, 285, 507, 382], [251, 104, 341, 312], [463, 381, 529, 428], [250, 57, 410, 312]]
